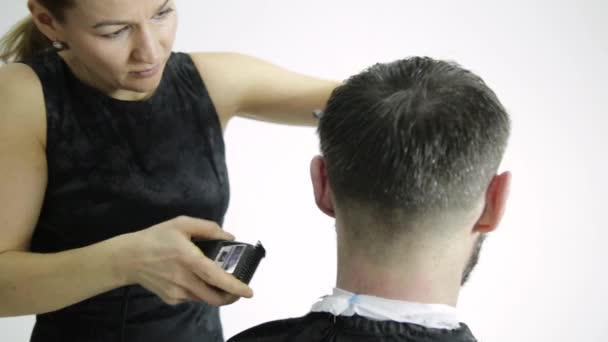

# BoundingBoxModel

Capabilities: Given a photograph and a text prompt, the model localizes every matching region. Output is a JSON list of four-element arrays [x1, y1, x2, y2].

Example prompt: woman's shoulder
[[0, 63, 47, 146], [184, 52, 265, 124], [168, 51, 243, 77], [0, 62, 42, 87], [0, 62, 45, 100], [178, 52, 250, 127]]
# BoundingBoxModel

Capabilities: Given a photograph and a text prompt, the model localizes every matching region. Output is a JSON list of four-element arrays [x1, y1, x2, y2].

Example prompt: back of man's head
[[317, 57, 510, 253]]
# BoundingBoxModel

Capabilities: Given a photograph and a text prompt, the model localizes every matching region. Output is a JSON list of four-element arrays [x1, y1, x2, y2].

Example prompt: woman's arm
[[190, 52, 340, 129], [0, 64, 121, 316], [0, 65, 251, 317], [0, 244, 127, 317]]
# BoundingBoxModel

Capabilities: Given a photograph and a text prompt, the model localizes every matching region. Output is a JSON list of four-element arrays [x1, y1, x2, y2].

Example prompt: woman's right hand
[[116, 216, 253, 306]]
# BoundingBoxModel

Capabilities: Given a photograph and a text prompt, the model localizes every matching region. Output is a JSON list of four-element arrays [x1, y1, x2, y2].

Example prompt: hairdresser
[[0, 1, 338, 341]]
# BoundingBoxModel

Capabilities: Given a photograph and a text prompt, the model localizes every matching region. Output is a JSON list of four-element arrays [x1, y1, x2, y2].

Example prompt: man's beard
[[461, 234, 487, 286]]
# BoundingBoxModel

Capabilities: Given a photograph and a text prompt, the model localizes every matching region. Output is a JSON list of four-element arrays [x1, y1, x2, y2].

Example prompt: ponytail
[[0, 16, 52, 63]]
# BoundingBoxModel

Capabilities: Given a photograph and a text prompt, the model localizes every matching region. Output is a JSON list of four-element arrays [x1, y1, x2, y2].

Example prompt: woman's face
[[57, 0, 178, 98]]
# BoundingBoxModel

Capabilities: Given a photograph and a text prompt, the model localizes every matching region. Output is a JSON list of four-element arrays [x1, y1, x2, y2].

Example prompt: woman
[[0, 0, 338, 341]]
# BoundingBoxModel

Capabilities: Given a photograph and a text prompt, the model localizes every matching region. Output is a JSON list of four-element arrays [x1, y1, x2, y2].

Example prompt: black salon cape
[[228, 312, 478, 342]]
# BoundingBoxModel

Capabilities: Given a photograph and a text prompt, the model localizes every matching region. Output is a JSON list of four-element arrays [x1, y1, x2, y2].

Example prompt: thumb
[[174, 216, 235, 241]]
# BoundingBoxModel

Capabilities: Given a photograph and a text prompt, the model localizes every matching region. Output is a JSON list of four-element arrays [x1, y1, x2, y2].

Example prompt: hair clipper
[[192, 239, 266, 285]]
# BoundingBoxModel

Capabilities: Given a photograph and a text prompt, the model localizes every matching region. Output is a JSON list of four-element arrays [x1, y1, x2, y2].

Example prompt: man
[[229, 56, 511, 342]]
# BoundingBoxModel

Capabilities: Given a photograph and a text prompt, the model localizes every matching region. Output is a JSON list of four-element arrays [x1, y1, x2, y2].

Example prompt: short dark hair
[[319, 57, 510, 219]]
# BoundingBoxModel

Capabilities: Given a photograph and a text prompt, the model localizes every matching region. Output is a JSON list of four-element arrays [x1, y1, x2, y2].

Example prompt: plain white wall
[[1, 1, 607, 341]]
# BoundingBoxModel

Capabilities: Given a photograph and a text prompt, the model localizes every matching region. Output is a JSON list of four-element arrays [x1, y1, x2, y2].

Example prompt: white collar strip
[[310, 288, 461, 330]]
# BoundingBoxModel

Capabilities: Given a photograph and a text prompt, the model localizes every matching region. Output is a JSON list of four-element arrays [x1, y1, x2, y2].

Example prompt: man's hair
[[318, 57, 510, 223]]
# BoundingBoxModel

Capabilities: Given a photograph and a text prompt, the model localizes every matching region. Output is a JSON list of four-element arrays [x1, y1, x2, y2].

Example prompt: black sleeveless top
[[21, 51, 230, 342]]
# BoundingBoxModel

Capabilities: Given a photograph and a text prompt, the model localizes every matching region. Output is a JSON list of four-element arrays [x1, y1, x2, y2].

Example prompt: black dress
[[20, 50, 230, 342], [228, 312, 478, 342]]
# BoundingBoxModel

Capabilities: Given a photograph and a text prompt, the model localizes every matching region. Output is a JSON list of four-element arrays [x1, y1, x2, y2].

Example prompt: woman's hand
[[116, 216, 253, 306]]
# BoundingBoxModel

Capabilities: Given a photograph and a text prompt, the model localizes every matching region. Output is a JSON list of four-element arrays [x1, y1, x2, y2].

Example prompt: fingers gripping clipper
[[192, 239, 266, 285]]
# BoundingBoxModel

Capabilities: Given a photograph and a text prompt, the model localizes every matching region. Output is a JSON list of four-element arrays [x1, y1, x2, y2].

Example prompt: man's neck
[[336, 243, 466, 307]]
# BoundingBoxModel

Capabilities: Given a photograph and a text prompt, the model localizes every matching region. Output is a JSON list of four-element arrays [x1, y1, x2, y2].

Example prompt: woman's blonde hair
[[0, 0, 74, 63]]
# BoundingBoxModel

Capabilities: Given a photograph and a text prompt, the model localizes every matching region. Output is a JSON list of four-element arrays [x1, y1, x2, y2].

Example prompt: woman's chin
[[117, 78, 162, 99]]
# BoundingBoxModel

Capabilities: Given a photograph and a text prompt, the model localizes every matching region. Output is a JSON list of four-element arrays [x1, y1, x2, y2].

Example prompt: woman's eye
[[154, 8, 174, 20], [103, 27, 130, 39]]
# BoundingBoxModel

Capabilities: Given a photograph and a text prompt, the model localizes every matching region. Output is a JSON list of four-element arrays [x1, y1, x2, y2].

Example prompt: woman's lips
[[130, 64, 161, 79]]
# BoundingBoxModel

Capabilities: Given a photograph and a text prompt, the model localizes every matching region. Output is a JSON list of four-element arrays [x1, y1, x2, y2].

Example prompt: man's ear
[[28, 0, 65, 42], [310, 155, 335, 218], [474, 171, 512, 233]]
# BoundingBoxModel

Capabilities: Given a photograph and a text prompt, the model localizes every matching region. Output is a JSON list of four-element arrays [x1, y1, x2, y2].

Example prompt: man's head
[[310, 57, 510, 286]]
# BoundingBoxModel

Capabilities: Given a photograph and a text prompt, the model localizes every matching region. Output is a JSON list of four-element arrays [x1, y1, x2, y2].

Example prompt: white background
[[1, 1, 607, 341]]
